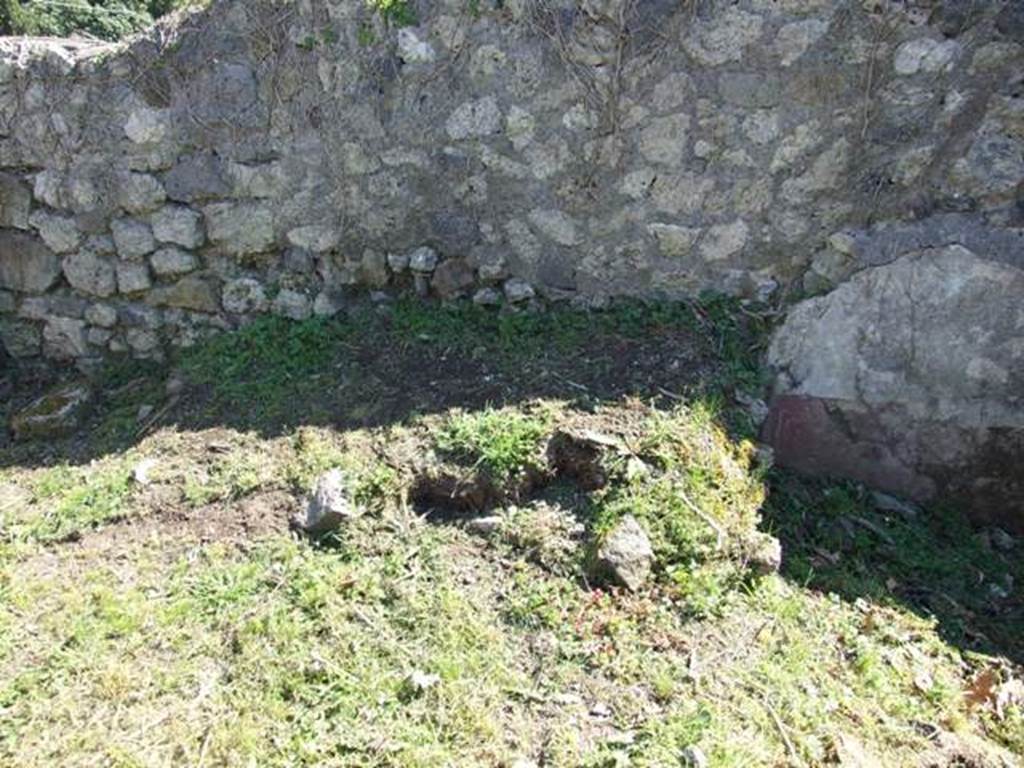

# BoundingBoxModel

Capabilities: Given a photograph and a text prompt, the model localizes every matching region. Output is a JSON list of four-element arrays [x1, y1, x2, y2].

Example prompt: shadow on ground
[[2, 296, 1021, 668]]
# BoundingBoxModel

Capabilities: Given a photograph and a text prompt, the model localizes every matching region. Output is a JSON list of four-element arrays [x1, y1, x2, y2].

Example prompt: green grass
[[434, 405, 553, 484], [171, 296, 769, 432], [388, 293, 766, 381], [0, 533, 538, 765], [1, 297, 1019, 767], [588, 402, 768, 616], [764, 475, 1024, 662], [1, 458, 136, 547], [182, 443, 269, 506], [5, 519, 1004, 766], [178, 315, 354, 419]]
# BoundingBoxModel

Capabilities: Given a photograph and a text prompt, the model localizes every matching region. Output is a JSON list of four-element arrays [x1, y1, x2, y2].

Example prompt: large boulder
[[765, 246, 1024, 532]]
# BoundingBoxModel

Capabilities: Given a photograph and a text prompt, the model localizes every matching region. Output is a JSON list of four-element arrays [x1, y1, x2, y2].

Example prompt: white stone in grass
[[403, 669, 441, 696], [681, 745, 709, 768], [465, 515, 503, 535], [746, 532, 782, 575], [303, 469, 362, 534], [132, 458, 158, 485]]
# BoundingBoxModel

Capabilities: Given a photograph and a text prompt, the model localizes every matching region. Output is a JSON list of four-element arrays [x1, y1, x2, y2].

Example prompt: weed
[[182, 448, 267, 506], [356, 20, 376, 45], [589, 402, 767, 614], [283, 427, 348, 492], [353, 463, 399, 511], [366, 0, 416, 27], [435, 405, 553, 484], [502, 567, 577, 630]]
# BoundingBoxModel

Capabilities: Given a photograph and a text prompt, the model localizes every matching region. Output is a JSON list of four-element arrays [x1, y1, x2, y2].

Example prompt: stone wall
[[0, 0, 1019, 367], [1, 0, 1022, 523]]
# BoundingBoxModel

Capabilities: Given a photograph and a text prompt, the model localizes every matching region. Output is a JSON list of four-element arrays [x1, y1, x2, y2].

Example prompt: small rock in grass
[[401, 669, 440, 698], [746, 531, 782, 575], [472, 287, 502, 306], [132, 457, 158, 486], [10, 381, 93, 441], [136, 404, 154, 422], [303, 468, 362, 534], [624, 456, 651, 481], [465, 515, 503, 535], [681, 745, 709, 768], [592, 514, 654, 591]]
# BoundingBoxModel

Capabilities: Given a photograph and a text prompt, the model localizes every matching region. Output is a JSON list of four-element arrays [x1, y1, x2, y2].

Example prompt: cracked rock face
[[765, 246, 1024, 532]]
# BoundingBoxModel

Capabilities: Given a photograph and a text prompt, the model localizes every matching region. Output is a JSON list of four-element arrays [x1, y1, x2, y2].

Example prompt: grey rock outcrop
[[766, 245, 1024, 531]]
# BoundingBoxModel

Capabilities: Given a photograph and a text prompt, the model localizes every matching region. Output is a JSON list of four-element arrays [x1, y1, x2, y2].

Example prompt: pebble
[[132, 458, 158, 486]]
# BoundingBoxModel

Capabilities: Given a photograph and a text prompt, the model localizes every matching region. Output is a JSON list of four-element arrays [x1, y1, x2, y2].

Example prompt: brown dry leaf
[[964, 668, 999, 710]]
